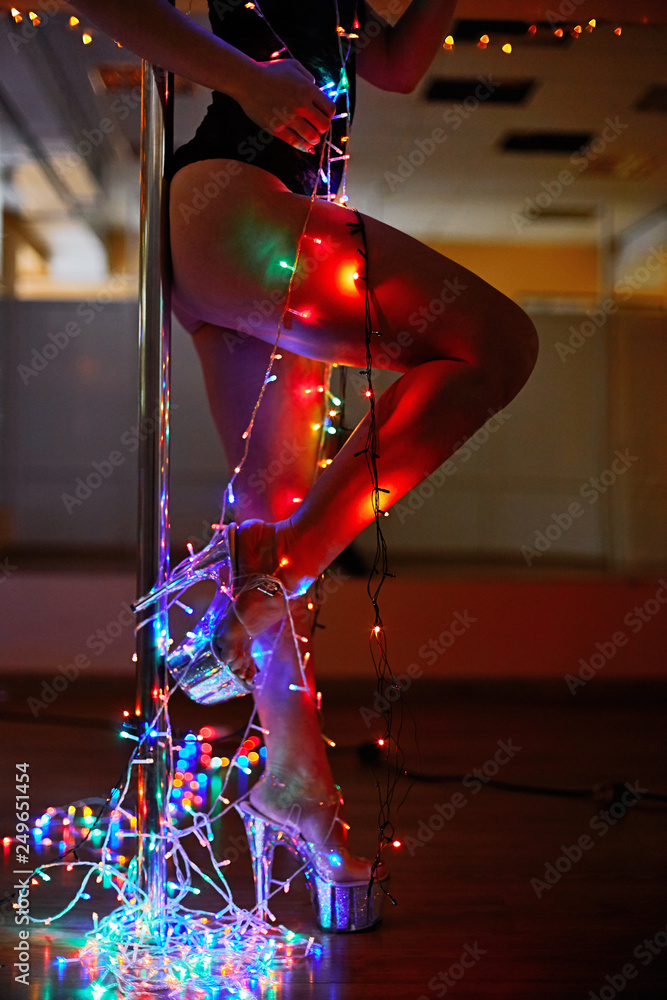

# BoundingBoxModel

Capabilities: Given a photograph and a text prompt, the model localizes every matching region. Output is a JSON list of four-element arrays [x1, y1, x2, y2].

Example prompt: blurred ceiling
[[349, 19, 667, 243], [0, 3, 666, 285]]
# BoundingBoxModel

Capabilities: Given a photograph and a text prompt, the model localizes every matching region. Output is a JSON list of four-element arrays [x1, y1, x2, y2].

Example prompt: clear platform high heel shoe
[[237, 779, 389, 933], [166, 588, 256, 703], [133, 521, 295, 704]]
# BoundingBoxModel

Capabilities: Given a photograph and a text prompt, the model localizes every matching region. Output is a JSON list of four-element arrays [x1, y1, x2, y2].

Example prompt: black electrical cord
[[355, 741, 667, 804], [4, 712, 665, 808]]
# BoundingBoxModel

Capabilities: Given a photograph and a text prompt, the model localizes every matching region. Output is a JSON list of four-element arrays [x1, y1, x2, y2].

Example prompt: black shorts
[[170, 92, 343, 197]]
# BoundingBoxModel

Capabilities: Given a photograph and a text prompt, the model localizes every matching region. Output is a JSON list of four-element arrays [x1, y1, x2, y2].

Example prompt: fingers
[[313, 90, 336, 121], [282, 95, 335, 151], [309, 97, 335, 133], [295, 114, 325, 147], [275, 111, 329, 153], [292, 60, 316, 83], [251, 60, 337, 153], [279, 130, 315, 154], [279, 90, 334, 150]]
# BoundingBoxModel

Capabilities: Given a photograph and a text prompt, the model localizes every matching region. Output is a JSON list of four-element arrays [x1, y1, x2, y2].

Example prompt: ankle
[[273, 518, 316, 596], [251, 772, 346, 845]]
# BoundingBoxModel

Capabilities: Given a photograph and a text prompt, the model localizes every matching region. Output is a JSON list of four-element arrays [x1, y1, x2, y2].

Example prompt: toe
[[212, 612, 258, 685]]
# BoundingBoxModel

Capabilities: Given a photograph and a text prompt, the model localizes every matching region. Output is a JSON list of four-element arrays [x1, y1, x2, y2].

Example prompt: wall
[[429, 241, 600, 304], [1, 292, 665, 572]]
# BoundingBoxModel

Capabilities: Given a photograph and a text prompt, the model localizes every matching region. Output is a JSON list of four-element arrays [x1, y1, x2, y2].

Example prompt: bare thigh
[[170, 159, 522, 372]]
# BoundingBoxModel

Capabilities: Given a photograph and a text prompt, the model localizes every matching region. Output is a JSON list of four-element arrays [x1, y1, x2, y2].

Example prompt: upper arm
[[354, 1, 400, 92]]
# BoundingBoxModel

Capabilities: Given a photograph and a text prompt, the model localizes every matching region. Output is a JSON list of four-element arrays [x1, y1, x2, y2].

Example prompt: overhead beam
[[0, 82, 102, 238], [3, 209, 50, 261]]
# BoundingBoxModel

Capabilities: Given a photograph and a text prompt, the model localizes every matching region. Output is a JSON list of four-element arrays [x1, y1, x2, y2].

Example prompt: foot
[[211, 611, 258, 686], [166, 583, 258, 703], [230, 519, 315, 639], [249, 773, 374, 883]]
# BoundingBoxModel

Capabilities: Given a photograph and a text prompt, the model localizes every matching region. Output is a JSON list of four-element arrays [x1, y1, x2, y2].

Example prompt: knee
[[508, 306, 539, 395], [481, 301, 539, 407]]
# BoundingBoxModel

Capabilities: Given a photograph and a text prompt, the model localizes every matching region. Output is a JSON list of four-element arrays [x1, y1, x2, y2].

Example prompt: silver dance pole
[[134, 58, 173, 919]]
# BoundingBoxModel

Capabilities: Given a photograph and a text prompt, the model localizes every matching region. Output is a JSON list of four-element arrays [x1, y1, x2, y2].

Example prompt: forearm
[[359, 0, 457, 93], [67, 0, 258, 103]]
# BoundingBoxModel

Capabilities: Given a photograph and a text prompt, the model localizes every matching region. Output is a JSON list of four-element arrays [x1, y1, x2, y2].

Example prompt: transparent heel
[[133, 525, 258, 703], [237, 800, 388, 933], [133, 526, 233, 614], [238, 802, 279, 922], [167, 589, 255, 703], [132, 522, 282, 704]]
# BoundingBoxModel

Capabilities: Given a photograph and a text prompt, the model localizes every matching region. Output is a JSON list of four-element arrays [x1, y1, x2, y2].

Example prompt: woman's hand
[[240, 59, 336, 154]]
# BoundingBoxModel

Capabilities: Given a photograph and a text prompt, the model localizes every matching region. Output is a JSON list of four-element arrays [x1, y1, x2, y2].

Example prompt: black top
[[171, 0, 364, 195]]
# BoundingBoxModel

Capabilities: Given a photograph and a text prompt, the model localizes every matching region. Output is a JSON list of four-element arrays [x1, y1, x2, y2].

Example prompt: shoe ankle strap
[[258, 772, 342, 811]]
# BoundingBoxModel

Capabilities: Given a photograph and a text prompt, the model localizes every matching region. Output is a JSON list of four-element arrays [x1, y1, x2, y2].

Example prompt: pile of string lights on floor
[[25, 693, 324, 997]]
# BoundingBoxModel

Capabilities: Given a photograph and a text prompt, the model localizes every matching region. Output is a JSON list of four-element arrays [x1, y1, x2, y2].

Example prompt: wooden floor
[[0, 675, 665, 999]]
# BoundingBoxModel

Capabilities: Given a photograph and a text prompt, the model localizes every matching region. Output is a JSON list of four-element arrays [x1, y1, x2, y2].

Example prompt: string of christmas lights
[[6, 8, 629, 50], [14, 680, 325, 995], [344, 208, 404, 888]]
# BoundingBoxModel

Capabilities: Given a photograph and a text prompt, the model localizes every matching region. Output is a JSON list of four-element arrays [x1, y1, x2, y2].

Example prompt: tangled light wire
[[29, 647, 323, 997]]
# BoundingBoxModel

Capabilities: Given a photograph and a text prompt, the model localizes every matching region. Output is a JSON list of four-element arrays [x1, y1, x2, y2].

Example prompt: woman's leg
[[187, 330, 328, 523], [171, 159, 537, 855], [188, 328, 348, 842], [170, 160, 539, 596]]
